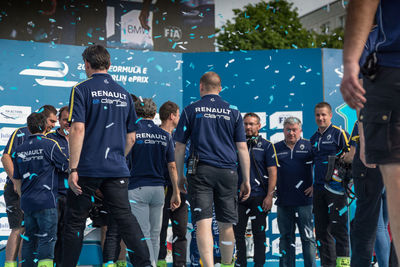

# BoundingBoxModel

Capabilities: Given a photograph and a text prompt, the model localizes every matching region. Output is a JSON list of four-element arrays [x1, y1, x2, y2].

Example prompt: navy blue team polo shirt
[[375, 0, 400, 68], [128, 120, 175, 190], [174, 94, 246, 169], [275, 138, 313, 206], [310, 124, 350, 189], [13, 135, 69, 212], [3, 126, 31, 185], [68, 73, 139, 178], [45, 129, 69, 196], [238, 137, 278, 197]]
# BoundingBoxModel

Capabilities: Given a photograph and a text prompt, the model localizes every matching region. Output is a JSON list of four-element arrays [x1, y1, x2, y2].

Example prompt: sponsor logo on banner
[[0, 127, 17, 146], [0, 217, 11, 237], [269, 132, 284, 144], [164, 26, 182, 41], [19, 61, 78, 87], [120, 9, 153, 49], [0, 105, 31, 125], [269, 111, 303, 130]]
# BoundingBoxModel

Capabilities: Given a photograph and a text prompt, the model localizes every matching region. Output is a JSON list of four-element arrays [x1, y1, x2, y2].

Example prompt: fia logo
[[19, 61, 78, 87], [164, 26, 182, 41]]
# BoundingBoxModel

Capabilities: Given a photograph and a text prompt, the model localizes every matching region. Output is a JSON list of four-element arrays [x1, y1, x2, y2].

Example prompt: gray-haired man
[[274, 117, 316, 267]]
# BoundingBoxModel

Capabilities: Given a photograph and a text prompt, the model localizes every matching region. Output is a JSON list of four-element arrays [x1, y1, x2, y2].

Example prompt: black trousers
[[158, 186, 188, 267], [54, 194, 67, 267], [313, 187, 349, 267], [62, 176, 151, 267], [233, 195, 267, 267], [350, 167, 384, 267]]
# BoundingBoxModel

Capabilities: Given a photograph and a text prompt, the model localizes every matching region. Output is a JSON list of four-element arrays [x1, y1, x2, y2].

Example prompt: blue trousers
[[277, 205, 316, 267], [22, 208, 58, 267]]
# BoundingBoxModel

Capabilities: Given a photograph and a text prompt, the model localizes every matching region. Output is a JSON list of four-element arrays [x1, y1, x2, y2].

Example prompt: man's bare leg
[[380, 163, 400, 258], [5, 227, 23, 266], [196, 218, 213, 267], [218, 222, 235, 265]]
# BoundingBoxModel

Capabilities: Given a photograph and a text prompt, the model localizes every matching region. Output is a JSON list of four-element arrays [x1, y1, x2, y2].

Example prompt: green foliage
[[314, 27, 344, 49], [216, 0, 343, 51]]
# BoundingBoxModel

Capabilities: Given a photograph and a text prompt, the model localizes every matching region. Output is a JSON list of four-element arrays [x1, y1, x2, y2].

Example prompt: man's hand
[[304, 186, 313, 197], [170, 193, 181, 211], [178, 176, 188, 194], [239, 181, 251, 202], [13, 183, 19, 194], [360, 149, 377, 168], [139, 7, 150, 31], [262, 194, 273, 212], [68, 172, 82, 195], [340, 62, 367, 109]]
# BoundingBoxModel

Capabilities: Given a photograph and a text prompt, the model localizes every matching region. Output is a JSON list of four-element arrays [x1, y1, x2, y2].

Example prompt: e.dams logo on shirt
[[19, 61, 78, 87]]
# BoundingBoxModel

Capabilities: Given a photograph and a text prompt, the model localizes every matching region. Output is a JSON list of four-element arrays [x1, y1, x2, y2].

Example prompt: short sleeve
[[68, 85, 86, 123], [233, 112, 246, 142], [349, 121, 359, 147], [174, 108, 191, 144], [50, 142, 69, 172], [265, 142, 278, 167], [4, 129, 19, 155], [166, 135, 175, 163], [338, 129, 350, 152], [127, 96, 139, 133]]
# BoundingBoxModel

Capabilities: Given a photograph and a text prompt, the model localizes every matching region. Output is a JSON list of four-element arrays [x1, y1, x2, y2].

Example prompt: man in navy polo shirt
[[233, 112, 278, 267], [13, 112, 69, 267], [45, 105, 70, 266], [174, 71, 251, 267], [310, 102, 350, 267], [1, 105, 57, 267], [275, 117, 316, 267], [157, 100, 189, 267], [128, 98, 181, 266], [340, 0, 400, 258], [64, 44, 151, 267]]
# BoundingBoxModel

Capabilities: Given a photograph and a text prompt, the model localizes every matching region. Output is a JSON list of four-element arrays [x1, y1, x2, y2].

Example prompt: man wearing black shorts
[[340, 0, 400, 258], [63, 44, 151, 267], [174, 71, 251, 267]]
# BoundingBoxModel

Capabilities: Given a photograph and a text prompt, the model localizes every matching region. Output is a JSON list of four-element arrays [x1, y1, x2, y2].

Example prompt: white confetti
[[105, 147, 110, 159], [172, 236, 178, 243], [23, 172, 31, 179], [306, 68, 312, 72], [221, 241, 233, 246], [254, 96, 259, 100], [289, 75, 295, 82], [193, 208, 202, 212], [43, 185, 51, 190], [295, 180, 303, 188], [120, 180, 125, 184], [264, 65, 270, 70], [291, 243, 296, 247], [328, 203, 334, 207], [106, 122, 114, 128], [245, 209, 251, 214], [0, 85, 4, 91], [249, 216, 256, 220], [254, 179, 260, 185]]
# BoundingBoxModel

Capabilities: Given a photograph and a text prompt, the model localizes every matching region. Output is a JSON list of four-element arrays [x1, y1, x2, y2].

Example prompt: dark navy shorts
[[361, 66, 400, 164], [187, 164, 238, 224]]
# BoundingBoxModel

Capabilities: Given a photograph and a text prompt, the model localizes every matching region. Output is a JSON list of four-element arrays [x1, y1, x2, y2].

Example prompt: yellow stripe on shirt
[[332, 125, 349, 146], [7, 127, 24, 154], [68, 78, 92, 122]]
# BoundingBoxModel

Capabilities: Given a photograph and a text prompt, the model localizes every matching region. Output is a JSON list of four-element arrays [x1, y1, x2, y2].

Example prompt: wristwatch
[[68, 168, 78, 175]]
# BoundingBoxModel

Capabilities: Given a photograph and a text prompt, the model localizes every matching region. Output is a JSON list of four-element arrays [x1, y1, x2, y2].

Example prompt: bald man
[[174, 72, 251, 267]]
